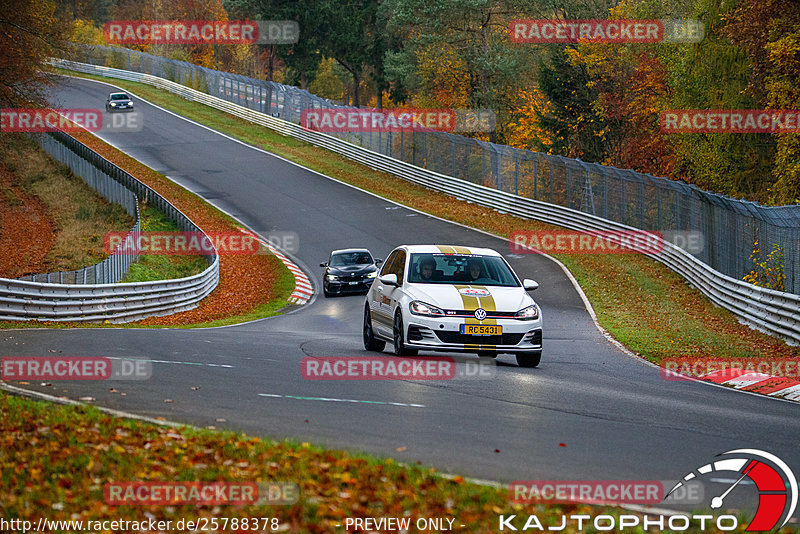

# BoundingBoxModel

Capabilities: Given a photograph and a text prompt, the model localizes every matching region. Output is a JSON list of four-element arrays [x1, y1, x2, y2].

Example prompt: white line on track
[[106, 356, 232, 368], [258, 393, 425, 407]]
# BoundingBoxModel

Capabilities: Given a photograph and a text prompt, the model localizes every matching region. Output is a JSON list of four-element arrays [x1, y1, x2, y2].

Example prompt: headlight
[[326, 274, 339, 281], [409, 300, 445, 317], [366, 271, 377, 279], [110, 102, 117, 106], [515, 304, 539, 320]]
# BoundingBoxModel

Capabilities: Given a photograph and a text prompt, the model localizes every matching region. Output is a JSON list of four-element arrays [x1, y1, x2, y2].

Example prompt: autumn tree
[[383, 0, 544, 141], [726, 0, 800, 204], [0, 0, 70, 107]]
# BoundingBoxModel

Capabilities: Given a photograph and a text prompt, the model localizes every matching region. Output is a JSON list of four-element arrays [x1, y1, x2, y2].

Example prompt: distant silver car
[[105, 92, 134, 112]]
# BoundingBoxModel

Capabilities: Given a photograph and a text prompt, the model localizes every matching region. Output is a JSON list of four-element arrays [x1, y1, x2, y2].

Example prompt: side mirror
[[319, 262, 328, 267], [375, 258, 383, 265], [379, 274, 398, 286], [523, 279, 539, 291]]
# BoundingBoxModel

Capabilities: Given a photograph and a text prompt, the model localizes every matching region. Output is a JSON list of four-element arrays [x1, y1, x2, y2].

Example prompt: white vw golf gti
[[363, 245, 543, 367]]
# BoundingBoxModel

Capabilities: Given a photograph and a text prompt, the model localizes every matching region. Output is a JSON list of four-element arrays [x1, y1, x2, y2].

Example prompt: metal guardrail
[[50, 59, 800, 343], [19, 133, 142, 284], [0, 129, 219, 323]]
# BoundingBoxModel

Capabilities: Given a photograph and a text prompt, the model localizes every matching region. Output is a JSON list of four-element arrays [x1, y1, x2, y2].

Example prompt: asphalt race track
[[2, 76, 799, 515]]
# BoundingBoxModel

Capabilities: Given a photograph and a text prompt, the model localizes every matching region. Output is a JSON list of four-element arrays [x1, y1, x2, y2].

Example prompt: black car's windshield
[[329, 252, 372, 267], [110, 93, 130, 100], [408, 253, 519, 286]]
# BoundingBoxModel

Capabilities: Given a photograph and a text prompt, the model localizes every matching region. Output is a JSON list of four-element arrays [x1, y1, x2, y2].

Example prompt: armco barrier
[[0, 129, 219, 323], [50, 59, 800, 343], [19, 132, 142, 285]]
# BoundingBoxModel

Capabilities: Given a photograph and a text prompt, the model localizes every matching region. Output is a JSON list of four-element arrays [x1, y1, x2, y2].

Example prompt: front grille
[[443, 309, 518, 318], [434, 332, 525, 345]]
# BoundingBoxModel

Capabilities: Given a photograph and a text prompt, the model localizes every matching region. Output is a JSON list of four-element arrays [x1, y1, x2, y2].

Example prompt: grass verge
[[0, 133, 133, 276], [52, 68, 800, 362], [119, 204, 208, 283], [2, 389, 776, 533]]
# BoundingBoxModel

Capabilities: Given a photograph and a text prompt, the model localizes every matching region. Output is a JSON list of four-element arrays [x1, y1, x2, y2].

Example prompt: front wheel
[[516, 351, 541, 368], [363, 305, 386, 352], [393, 311, 417, 356]]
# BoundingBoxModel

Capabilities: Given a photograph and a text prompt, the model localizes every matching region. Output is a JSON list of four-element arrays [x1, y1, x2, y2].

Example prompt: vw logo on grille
[[474, 308, 487, 321]]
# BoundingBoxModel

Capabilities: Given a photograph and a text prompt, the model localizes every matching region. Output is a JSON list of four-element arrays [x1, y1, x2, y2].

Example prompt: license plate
[[461, 324, 502, 336]]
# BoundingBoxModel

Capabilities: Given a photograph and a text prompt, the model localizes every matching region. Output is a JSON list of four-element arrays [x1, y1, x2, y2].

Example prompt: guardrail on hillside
[[0, 129, 219, 323], [49, 58, 800, 344], [19, 133, 142, 284]]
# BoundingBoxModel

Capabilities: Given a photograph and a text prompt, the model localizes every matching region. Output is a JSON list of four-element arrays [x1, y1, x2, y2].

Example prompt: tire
[[516, 351, 542, 368], [393, 310, 417, 356], [363, 305, 386, 352]]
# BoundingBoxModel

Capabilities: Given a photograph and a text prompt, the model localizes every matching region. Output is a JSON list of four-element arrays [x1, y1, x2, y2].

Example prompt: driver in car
[[467, 259, 492, 284], [419, 257, 437, 281]]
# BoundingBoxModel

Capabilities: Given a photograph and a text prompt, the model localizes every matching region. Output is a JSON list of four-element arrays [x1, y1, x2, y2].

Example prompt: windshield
[[408, 253, 519, 286], [329, 251, 373, 267], [110, 93, 130, 100]]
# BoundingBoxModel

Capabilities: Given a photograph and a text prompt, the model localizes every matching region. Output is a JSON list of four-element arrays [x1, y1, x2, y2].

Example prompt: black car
[[320, 248, 382, 297], [106, 92, 134, 112]]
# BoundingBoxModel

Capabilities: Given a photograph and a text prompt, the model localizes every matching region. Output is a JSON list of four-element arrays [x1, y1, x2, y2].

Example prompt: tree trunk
[[352, 71, 361, 107], [266, 45, 274, 82]]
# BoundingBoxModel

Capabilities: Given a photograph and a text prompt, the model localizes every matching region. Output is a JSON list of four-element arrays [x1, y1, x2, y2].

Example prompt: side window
[[380, 250, 398, 276], [392, 250, 407, 282]]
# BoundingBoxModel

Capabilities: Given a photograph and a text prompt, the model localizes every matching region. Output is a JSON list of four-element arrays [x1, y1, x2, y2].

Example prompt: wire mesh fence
[[63, 44, 800, 294]]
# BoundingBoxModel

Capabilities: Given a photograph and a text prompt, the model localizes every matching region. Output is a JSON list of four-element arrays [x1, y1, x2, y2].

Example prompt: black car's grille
[[332, 272, 370, 281], [434, 332, 525, 345]]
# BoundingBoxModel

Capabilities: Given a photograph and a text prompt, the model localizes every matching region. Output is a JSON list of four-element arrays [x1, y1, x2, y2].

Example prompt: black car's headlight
[[514, 304, 539, 320], [366, 271, 377, 279], [326, 274, 339, 281], [409, 300, 445, 317]]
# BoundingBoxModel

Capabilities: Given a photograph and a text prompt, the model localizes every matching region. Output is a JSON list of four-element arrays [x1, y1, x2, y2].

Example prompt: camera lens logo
[[666, 449, 797, 531]]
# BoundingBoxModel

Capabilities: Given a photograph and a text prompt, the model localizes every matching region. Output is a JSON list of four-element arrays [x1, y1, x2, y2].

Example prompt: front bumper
[[404, 314, 543, 354], [325, 278, 373, 293]]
